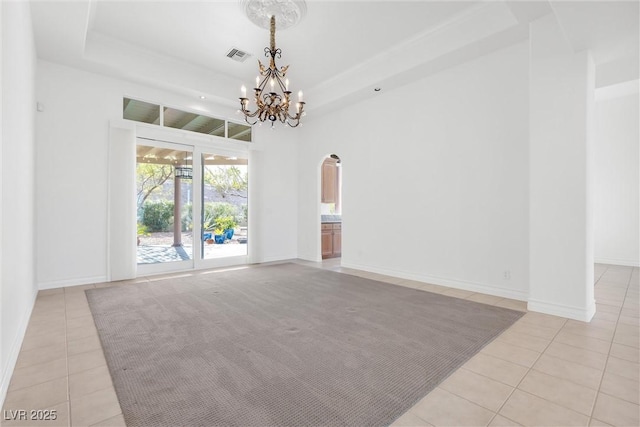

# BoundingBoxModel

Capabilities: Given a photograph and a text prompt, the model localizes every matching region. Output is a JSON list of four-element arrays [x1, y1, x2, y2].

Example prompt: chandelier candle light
[[239, 15, 305, 127]]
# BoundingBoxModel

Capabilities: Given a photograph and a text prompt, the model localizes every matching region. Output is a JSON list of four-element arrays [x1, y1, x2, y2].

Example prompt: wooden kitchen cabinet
[[331, 223, 341, 256], [321, 158, 338, 203], [321, 224, 334, 258], [321, 222, 341, 259]]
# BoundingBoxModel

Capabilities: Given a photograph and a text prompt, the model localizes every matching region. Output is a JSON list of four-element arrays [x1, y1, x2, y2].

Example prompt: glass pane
[[136, 145, 193, 264], [123, 98, 160, 124], [163, 107, 225, 137], [201, 153, 248, 259], [228, 122, 252, 142]]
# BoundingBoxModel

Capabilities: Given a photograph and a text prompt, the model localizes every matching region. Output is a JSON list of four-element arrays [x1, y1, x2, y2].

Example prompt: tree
[[136, 163, 173, 210], [204, 166, 248, 199]]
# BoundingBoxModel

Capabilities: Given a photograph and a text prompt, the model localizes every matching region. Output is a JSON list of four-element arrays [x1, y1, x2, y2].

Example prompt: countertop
[[321, 215, 342, 223]]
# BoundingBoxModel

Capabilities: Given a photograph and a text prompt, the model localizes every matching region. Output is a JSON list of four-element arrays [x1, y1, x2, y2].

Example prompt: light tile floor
[[2, 261, 638, 426]]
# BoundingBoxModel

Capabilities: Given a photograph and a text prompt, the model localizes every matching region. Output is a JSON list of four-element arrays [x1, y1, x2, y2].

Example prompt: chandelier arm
[[257, 74, 269, 93], [274, 77, 288, 93], [278, 109, 287, 123], [285, 110, 298, 119], [286, 118, 301, 128], [285, 114, 301, 124], [240, 108, 260, 120], [244, 116, 258, 126], [258, 71, 284, 94], [285, 101, 305, 119]]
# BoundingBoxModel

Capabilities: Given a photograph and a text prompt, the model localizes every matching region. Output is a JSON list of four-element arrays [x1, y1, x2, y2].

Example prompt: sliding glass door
[[136, 141, 194, 274], [199, 151, 248, 261], [135, 137, 249, 275]]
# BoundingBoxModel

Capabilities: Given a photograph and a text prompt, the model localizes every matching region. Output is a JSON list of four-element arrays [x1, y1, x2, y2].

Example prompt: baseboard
[[296, 252, 322, 263], [340, 262, 528, 301], [254, 254, 299, 264], [594, 257, 639, 267], [0, 290, 37, 407], [38, 275, 108, 290], [527, 298, 596, 322]]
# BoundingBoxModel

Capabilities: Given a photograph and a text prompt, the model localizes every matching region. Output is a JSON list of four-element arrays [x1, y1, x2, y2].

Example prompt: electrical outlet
[[503, 270, 511, 280]]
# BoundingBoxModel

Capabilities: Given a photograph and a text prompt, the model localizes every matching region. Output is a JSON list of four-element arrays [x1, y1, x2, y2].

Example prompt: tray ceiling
[[30, 1, 638, 118]]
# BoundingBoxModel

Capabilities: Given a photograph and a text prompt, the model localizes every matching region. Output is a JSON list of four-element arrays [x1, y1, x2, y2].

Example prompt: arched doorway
[[320, 154, 342, 259]]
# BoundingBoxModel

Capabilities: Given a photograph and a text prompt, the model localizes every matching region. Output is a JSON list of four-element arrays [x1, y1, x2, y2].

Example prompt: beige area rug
[[86, 263, 523, 426]]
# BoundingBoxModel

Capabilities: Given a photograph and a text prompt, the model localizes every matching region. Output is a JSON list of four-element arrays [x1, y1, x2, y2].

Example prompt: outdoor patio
[[137, 232, 247, 264]]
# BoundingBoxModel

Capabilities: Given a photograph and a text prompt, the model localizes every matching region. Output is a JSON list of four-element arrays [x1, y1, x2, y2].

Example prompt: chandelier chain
[[270, 15, 276, 52]]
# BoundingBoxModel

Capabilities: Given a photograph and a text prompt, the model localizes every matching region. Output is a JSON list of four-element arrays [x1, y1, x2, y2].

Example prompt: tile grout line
[[551, 329, 614, 353], [397, 320, 548, 422], [589, 266, 629, 426], [487, 330, 610, 384], [456, 354, 527, 388], [421, 386, 498, 426], [588, 266, 635, 424], [64, 287, 72, 427], [399, 269, 623, 423], [486, 314, 569, 425], [597, 384, 640, 406], [75, 285, 124, 427], [394, 408, 432, 427], [593, 264, 608, 286], [497, 280, 633, 421]]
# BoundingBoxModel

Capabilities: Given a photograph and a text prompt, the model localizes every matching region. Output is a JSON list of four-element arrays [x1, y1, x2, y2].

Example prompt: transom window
[[123, 98, 251, 142]]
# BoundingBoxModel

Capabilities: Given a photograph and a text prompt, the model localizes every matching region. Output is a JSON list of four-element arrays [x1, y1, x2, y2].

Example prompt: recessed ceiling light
[[374, 88, 382, 92], [200, 95, 206, 100]]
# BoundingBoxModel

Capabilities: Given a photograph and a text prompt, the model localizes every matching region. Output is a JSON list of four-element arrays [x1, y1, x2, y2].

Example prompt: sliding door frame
[[134, 124, 251, 277], [135, 138, 195, 276]]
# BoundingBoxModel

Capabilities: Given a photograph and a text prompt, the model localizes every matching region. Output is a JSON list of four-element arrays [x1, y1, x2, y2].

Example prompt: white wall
[[107, 126, 137, 281], [298, 41, 530, 300], [1, 0, 38, 405], [528, 14, 595, 321], [36, 60, 299, 287], [36, 61, 111, 287], [594, 90, 640, 266], [248, 127, 299, 263]]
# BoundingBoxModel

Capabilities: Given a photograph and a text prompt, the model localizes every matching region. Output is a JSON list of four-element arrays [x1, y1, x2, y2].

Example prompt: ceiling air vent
[[226, 48, 250, 62]]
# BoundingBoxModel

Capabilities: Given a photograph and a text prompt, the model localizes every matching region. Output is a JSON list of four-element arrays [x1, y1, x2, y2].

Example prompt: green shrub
[[215, 216, 237, 231], [141, 200, 174, 231], [207, 202, 239, 221], [137, 223, 150, 236], [201, 202, 240, 231]]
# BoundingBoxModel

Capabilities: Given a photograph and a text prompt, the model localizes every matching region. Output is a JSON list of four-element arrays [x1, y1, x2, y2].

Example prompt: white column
[[528, 14, 596, 321]]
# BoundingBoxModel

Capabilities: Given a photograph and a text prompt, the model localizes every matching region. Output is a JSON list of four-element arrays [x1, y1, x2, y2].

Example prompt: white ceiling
[[30, 0, 639, 117]]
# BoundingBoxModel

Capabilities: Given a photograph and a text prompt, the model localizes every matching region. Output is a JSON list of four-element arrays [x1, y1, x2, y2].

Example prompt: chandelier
[[239, 15, 305, 127]]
